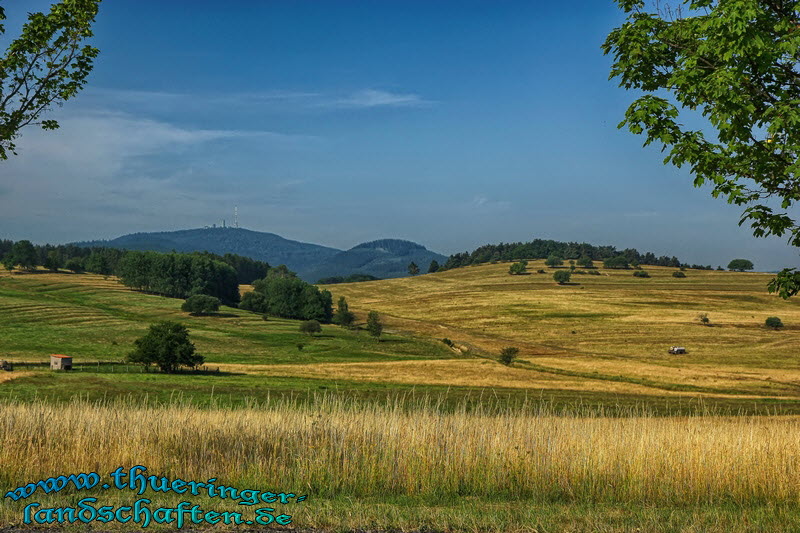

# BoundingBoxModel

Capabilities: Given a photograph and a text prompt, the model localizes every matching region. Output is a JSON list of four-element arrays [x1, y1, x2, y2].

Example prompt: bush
[[441, 338, 454, 347], [181, 294, 221, 316], [508, 260, 528, 275], [633, 270, 650, 278], [553, 270, 571, 284], [545, 255, 564, 268], [697, 313, 710, 325], [765, 316, 784, 329], [672, 271, 687, 278], [499, 347, 519, 366], [537, 269, 546, 274], [603, 256, 630, 269], [589, 270, 601, 275], [127, 321, 203, 373], [299, 320, 322, 336]]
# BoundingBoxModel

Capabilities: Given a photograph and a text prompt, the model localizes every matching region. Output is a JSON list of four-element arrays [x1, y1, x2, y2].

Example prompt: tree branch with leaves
[[0, 0, 101, 161], [603, 0, 800, 297]]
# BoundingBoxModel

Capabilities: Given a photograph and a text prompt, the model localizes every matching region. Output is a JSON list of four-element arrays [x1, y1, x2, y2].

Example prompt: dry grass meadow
[[322, 261, 800, 401], [3, 397, 800, 531]]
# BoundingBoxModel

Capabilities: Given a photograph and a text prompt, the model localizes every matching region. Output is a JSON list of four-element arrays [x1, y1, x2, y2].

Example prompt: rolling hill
[[75, 228, 446, 282]]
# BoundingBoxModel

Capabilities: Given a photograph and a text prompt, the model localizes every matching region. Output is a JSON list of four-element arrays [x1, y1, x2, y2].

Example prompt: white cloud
[[84, 87, 431, 112], [0, 110, 318, 239], [330, 89, 429, 109]]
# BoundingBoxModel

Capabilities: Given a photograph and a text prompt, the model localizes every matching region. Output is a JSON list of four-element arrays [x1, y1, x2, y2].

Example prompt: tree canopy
[[442, 238, 682, 271], [0, 0, 101, 160], [728, 258, 755, 272], [181, 294, 221, 316], [128, 321, 203, 373], [240, 275, 333, 322], [553, 270, 572, 284], [603, 0, 800, 297]]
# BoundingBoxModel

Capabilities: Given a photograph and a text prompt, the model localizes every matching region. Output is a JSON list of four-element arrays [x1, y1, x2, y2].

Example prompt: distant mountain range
[[74, 228, 447, 282]]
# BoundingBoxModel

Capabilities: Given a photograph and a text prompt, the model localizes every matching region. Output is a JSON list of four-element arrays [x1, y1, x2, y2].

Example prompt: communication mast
[[234, 206, 239, 229]]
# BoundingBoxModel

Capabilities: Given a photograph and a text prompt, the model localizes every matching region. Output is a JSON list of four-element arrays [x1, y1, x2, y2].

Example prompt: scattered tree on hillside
[[508, 260, 528, 275], [333, 296, 355, 328], [0, 1, 101, 160], [697, 313, 711, 326], [603, 256, 630, 269], [128, 321, 203, 373], [408, 262, 420, 276], [299, 319, 322, 336], [633, 270, 650, 278], [428, 260, 440, 273], [545, 254, 564, 268], [603, 1, 800, 298], [499, 346, 519, 366], [765, 316, 784, 330], [577, 256, 594, 269], [181, 294, 221, 316], [672, 271, 686, 278], [366, 311, 383, 339], [728, 259, 754, 272], [553, 270, 571, 285]]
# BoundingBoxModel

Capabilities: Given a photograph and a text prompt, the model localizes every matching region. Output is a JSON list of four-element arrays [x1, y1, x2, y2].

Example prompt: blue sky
[[1, 0, 798, 270]]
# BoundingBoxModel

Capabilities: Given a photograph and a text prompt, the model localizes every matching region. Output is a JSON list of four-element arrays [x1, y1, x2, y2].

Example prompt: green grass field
[[2, 267, 800, 414]]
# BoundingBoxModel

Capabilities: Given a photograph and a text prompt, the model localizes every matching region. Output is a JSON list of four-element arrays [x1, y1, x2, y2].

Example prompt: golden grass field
[[4, 397, 800, 532], [318, 261, 800, 400]]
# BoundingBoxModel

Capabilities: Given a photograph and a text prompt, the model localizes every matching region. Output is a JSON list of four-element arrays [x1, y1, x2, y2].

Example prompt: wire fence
[[1, 361, 221, 374]]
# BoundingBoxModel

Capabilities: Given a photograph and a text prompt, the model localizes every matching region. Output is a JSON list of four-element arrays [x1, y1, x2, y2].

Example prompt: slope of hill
[[74, 230, 448, 282], [323, 260, 800, 400], [301, 239, 448, 282]]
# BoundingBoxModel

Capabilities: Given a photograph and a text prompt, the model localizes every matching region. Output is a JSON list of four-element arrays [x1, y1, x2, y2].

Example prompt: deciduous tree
[[0, 0, 101, 160], [128, 321, 203, 373], [603, 0, 800, 297]]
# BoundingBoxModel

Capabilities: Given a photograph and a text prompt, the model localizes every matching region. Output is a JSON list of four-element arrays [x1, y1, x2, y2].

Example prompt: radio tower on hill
[[234, 206, 239, 229]]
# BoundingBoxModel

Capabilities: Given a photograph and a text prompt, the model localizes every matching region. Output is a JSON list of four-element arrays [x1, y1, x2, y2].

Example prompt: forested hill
[[74, 230, 449, 282], [302, 239, 448, 282], [75, 228, 341, 278], [442, 239, 712, 270]]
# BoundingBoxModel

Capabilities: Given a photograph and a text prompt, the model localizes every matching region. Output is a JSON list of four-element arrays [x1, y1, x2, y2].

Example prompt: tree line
[[0, 239, 270, 283], [441, 239, 691, 271], [115, 251, 240, 305]]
